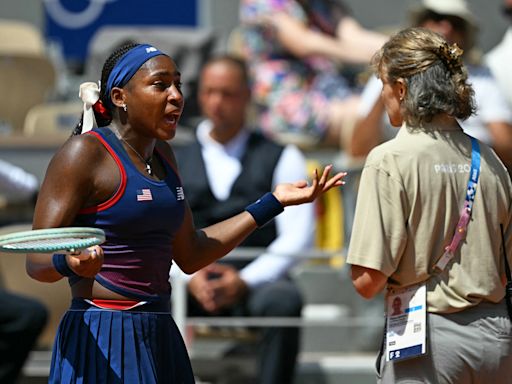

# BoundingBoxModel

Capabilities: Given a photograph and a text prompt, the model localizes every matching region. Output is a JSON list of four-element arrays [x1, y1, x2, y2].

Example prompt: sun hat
[[409, 0, 478, 49]]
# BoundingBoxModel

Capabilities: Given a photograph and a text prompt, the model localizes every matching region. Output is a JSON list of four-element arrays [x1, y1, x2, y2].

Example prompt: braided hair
[[72, 42, 139, 136]]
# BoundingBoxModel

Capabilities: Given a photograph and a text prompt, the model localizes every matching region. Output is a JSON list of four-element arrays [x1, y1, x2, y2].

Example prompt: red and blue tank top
[[72, 127, 185, 301]]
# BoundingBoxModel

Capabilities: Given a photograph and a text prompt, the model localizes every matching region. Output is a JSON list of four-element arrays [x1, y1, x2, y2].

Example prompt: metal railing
[[170, 246, 383, 336]]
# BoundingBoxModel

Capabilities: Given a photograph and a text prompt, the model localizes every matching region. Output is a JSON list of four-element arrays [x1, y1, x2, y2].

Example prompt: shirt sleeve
[[240, 144, 316, 288], [346, 158, 408, 277]]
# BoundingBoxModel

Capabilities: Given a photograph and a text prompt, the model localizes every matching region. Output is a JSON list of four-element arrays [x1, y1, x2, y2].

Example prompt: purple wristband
[[245, 192, 284, 227], [52, 253, 78, 277]]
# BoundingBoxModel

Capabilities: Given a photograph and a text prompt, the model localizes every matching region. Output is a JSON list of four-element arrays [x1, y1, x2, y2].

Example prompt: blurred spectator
[[173, 54, 315, 384], [351, 0, 512, 173], [0, 159, 38, 206], [0, 159, 47, 383], [485, 0, 512, 107], [0, 159, 39, 226], [0, 290, 48, 383], [237, 0, 387, 149]]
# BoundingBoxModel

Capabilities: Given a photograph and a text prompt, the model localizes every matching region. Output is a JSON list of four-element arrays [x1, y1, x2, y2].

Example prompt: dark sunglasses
[[420, 10, 468, 32]]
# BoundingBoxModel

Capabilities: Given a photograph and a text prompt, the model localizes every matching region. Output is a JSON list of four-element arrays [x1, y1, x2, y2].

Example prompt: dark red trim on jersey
[[78, 131, 127, 214]]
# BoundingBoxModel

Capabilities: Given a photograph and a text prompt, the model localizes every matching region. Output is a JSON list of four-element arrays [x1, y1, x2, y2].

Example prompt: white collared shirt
[[188, 120, 316, 288]]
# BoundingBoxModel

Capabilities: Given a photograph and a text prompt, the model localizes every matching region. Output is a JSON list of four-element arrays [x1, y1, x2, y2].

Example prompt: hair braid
[[72, 42, 139, 136]]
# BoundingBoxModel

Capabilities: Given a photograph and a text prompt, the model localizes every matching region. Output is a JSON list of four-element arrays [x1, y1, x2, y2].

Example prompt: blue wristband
[[52, 253, 78, 277], [245, 192, 284, 227]]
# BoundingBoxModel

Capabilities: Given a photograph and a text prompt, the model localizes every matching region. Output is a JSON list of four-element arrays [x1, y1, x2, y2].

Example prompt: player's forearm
[[240, 201, 314, 287], [177, 212, 258, 274], [26, 253, 64, 283]]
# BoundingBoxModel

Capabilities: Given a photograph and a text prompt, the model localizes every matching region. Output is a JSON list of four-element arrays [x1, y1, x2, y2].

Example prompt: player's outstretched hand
[[273, 164, 346, 207]]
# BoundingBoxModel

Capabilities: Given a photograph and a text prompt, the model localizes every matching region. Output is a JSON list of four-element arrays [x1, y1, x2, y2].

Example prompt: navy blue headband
[[105, 44, 167, 109]]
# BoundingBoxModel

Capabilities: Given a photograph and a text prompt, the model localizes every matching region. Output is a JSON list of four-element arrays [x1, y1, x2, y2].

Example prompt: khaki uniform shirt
[[347, 124, 512, 313]]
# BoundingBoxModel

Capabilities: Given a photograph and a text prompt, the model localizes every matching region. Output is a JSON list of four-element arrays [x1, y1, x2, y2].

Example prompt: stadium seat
[[0, 20, 56, 134], [23, 101, 82, 139], [0, 19, 46, 56]]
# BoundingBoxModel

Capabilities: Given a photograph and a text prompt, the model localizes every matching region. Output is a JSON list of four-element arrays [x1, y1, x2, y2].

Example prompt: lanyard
[[435, 137, 480, 271]]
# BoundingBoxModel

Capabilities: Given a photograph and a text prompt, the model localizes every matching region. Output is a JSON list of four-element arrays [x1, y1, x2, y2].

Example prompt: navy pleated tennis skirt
[[49, 299, 195, 383]]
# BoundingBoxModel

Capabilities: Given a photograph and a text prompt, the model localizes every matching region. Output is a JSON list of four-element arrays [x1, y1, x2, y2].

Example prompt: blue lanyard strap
[[465, 137, 480, 212], [435, 137, 480, 271]]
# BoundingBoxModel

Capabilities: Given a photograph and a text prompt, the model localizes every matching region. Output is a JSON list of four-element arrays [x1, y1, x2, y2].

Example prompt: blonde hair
[[372, 27, 475, 128]]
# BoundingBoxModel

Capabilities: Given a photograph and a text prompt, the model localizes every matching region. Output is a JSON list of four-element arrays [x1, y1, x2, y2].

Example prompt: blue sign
[[43, 0, 198, 64]]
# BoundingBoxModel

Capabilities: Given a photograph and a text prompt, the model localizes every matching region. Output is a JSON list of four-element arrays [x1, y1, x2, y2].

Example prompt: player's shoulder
[[55, 131, 106, 163]]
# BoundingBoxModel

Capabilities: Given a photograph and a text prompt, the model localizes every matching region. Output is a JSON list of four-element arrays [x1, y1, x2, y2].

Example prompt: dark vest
[[174, 131, 284, 251]]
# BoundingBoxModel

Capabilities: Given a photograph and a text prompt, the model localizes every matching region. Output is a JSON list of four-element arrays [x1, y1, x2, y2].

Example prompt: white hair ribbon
[[79, 82, 100, 134]]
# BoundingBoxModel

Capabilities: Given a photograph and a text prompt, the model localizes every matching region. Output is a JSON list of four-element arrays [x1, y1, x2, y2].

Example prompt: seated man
[[0, 289, 48, 383], [173, 55, 315, 384]]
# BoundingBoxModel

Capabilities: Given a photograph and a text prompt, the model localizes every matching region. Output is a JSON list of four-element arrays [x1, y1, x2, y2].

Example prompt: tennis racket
[[0, 227, 105, 254]]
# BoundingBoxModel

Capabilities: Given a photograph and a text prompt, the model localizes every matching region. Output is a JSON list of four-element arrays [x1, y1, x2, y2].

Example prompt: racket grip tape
[[245, 192, 284, 227], [52, 253, 79, 277]]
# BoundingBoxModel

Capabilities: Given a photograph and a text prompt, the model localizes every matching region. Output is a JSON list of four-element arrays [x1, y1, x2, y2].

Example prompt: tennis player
[[25, 42, 346, 383]]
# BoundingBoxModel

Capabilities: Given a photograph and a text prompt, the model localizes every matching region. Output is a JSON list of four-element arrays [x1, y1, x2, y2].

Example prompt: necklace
[[120, 137, 153, 175]]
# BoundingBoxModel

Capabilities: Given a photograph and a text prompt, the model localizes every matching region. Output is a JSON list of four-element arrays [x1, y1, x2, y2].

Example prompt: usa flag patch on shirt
[[136, 188, 153, 201]]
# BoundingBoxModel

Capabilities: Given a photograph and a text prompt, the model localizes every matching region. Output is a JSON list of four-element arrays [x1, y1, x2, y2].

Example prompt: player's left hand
[[273, 165, 346, 207]]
